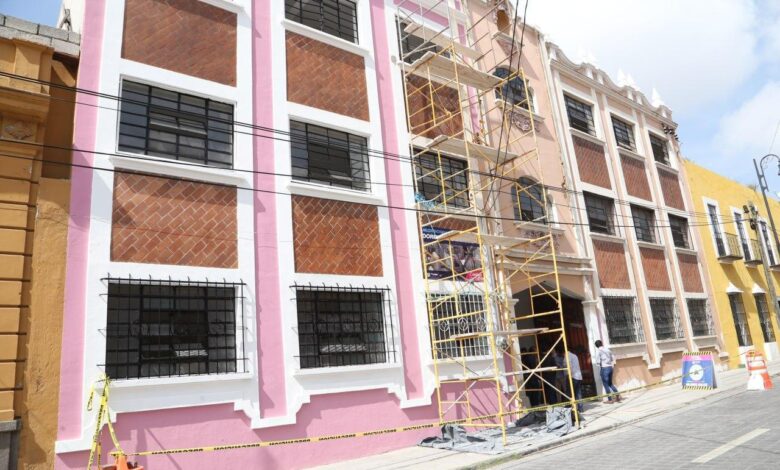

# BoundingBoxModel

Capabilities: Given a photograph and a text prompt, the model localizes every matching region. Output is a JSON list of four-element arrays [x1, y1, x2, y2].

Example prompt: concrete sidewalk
[[313, 362, 780, 470]]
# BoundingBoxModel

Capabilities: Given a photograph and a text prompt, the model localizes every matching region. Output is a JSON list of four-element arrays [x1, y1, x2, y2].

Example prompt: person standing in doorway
[[568, 348, 583, 412], [595, 340, 621, 403]]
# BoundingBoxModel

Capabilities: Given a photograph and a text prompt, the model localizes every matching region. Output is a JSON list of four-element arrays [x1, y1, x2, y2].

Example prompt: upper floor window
[[631, 205, 655, 243], [104, 280, 244, 380], [564, 95, 595, 135], [612, 117, 636, 151], [649, 134, 670, 165], [669, 215, 690, 249], [429, 293, 489, 358], [118, 81, 234, 168], [707, 204, 727, 257], [290, 121, 370, 191], [494, 67, 533, 111], [295, 287, 395, 369], [733, 212, 751, 259], [760, 221, 777, 266], [512, 177, 547, 224], [285, 0, 358, 43], [414, 151, 470, 209], [584, 192, 615, 235], [397, 19, 444, 64]]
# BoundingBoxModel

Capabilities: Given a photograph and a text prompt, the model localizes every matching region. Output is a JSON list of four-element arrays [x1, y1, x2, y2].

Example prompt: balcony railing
[[717, 232, 742, 260], [745, 239, 763, 265]]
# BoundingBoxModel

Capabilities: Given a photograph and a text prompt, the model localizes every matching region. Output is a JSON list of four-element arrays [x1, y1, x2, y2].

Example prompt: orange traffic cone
[[746, 351, 773, 391]]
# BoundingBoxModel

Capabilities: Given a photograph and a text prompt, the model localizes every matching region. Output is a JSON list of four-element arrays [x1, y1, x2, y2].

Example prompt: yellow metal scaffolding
[[397, 0, 579, 443]]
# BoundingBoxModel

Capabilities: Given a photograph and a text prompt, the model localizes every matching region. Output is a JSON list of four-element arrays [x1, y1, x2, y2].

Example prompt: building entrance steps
[[310, 360, 780, 470]]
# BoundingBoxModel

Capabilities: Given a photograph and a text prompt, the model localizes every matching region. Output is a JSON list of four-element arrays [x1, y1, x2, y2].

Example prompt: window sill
[[656, 338, 687, 353], [110, 371, 253, 389], [514, 220, 565, 234], [197, 0, 244, 14], [636, 240, 665, 251], [282, 19, 370, 58], [590, 232, 624, 244], [493, 99, 544, 124], [570, 128, 606, 146], [287, 180, 385, 206], [293, 362, 401, 377], [109, 153, 248, 186], [655, 162, 678, 174], [609, 342, 647, 359], [674, 246, 697, 256], [618, 147, 644, 162]]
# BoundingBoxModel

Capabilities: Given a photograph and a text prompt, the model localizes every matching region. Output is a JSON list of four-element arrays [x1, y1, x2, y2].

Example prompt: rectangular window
[[564, 95, 595, 135], [584, 192, 615, 235], [429, 293, 489, 358], [669, 215, 690, 249], [649, 298, 683, 340], [734, 212, 751, 259], [728, 293, 752, 347], [414, 150, 470, 209], [118, 81, 234, 168], [603, 297, 644, 344], [631, 205, 656, 243], [760, 221, 776, 266], [104, 280, 243, 380], [687, 298, 714, 337], [290, 121, 370, 191], [754, 293, 776, 343], [708, 204, 727, 257], [295, 287, 395, 369], [285, 0, 358, 43], [649, 134, 670, 165], [397, 19, 443, 64], [612, 117, 636, 151]]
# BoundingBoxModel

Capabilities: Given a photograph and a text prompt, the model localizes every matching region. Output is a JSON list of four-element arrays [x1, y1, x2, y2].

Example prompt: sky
[[1, 0, 778, 189]]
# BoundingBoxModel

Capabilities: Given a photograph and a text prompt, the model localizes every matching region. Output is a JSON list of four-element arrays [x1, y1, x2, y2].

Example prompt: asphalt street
[[495, 385, 780, 469]]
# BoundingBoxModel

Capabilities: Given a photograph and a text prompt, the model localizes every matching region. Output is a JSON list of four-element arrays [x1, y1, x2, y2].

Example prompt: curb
[[459, 371, 780, 469]]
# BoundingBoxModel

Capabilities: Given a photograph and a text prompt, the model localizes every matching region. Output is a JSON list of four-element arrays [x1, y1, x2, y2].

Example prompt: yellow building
[[683, 160, 780, 368]]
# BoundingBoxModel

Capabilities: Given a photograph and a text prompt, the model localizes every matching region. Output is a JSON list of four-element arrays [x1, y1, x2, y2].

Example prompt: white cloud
[[526, 0, 763, 115], [716, 81, 780, 157]]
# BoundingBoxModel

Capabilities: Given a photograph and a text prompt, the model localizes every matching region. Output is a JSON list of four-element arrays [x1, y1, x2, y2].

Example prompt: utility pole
[[744, 202, 780, 330], [753, 155, 780, 328]]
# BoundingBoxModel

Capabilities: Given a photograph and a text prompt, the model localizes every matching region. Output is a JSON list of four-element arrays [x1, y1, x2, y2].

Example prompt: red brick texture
[[620, 155, 652, 201], [677, 253, 704, 293], [639, 247, 671, 291], [292, 196, 382, 276], [592, 239, 630, 289], [657, 168, 686, 211], [573, 136, 611, 189], [122, 0, 237, 86], [286, 32, 369, 120], [406, 75, 462, 139], [111, 172, 237, 268]]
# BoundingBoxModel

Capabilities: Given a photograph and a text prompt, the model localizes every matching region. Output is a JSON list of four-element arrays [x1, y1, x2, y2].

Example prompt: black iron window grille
[[494, 67, 533, 111], [290, 121, 370, 191], [760, 221, 777, 266], [512, 177, 547, 224], [101, 277, 246, 380], [584, 192, 615, 235], [294, 285, 397, 369], [754, 293, 776, 343], [687, 298, 714, 337], [564, 95, 595, 135], [734, 213, 751, 259], [611, 117, 636, 151], [669, 215, 690, 249], [631, 205, 656, 243], [649, 298, 683, 340], [428, 293, 489, 359], [118, 81, 234, 168], [708, 204, 727, 257], [285, 0, 358, 43], [649, 134, 670, 165], [414, 150, 470, 209], [728, 293, 752, 347], [603, 296, 645, 344]]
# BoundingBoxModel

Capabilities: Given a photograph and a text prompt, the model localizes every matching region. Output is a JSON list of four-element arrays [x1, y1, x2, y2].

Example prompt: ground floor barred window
[[429, 293, 489, 358], [602, 296, 644, 344]]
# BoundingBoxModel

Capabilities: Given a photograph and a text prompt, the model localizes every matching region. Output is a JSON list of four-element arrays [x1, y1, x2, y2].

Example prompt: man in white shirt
[[567, 349, 583, 412], [595, 339, 621, 403]]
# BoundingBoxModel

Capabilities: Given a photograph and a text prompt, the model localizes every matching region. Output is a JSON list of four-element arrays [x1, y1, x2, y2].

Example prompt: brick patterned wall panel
[[677, 253, 704, 293], [620, 155, 652, 200], [573, 136, 611, 189], [406, 76, 462, 139], [286, 32, 369, 120], [592, 239, 630, 289], [292, 196, 382, 276], [639, 247, 671, 291], [122, 0, 236, 85], [111, 173, 237, 268], [658, 168, 686, 210]]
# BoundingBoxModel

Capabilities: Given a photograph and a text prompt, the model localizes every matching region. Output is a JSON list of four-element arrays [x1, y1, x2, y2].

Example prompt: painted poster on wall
[[422, 226, 483, 282]]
